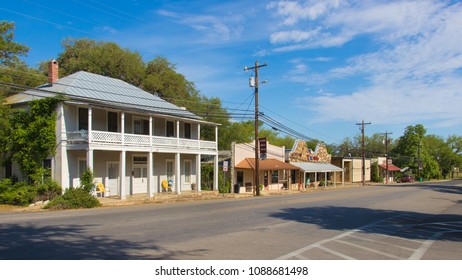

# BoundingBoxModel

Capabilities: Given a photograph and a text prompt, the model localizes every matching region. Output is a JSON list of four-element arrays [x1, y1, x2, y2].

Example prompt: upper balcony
[[66, 130, 217, 151], [59, 105, 218, 153]]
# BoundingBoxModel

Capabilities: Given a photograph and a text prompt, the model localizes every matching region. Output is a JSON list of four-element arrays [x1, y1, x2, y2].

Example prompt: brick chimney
[[48, 59, 59, 85]]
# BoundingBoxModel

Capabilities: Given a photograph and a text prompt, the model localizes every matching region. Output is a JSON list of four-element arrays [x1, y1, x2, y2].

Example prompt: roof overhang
[[379, 163, 401, 171], [290, 162, 343, 172], [235, 158, 300, 171]]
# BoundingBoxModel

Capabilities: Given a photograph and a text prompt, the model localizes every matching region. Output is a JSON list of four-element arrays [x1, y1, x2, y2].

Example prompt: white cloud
[[268, 1, 462, 128], [156, 9, 244, 43], [270, 28, 320, 44], [267, 0, 343, 25]]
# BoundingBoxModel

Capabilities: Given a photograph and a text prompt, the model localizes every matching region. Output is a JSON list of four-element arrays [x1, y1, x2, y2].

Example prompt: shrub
[[36, 179, 62, 201], [80, 167, 95, 193], [0, 180, 37, 206], [44, 188, 101, 210]]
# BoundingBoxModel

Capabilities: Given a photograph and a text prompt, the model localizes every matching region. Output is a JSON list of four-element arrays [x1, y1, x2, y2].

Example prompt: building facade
[[4, 60, 219, 199]]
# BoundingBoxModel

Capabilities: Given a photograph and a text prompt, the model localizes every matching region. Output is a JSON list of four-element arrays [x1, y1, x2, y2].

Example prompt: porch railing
[[66, 130, 216, 151]]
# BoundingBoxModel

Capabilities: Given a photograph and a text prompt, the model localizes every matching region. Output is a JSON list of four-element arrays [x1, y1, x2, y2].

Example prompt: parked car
[[399, 174, 415, 183]]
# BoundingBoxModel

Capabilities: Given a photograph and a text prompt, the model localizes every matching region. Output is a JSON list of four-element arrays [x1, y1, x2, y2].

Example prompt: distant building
[[332, 156, 371, 184]]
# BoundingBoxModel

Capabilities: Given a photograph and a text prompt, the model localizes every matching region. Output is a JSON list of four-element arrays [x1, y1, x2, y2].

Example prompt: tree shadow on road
[[0, 223, 208, 260], [269, 206, 462, 242]]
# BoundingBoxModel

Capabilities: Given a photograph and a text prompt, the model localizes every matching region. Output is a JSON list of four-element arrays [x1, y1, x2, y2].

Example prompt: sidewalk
[[97, 183, 364, 207]]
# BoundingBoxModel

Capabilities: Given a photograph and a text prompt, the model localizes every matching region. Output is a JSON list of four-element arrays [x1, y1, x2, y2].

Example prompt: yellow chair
[[162, 180, 172, 192], [96, 182, 105, 197]]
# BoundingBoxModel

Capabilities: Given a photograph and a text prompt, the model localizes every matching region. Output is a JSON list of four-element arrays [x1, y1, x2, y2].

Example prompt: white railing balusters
[[66, 130, 216, 151]]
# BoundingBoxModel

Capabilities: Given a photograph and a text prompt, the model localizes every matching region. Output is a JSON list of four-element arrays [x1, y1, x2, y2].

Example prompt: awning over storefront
[[235, 158, 300, 171], [290, 162, 343, 172], [379, 163, 401, 171]]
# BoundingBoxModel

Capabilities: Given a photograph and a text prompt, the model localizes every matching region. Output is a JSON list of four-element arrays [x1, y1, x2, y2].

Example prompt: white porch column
[[149, 116, 153, 146], [148, 151, 153, 198], [176, 120, 180, 147], [175, 153, 181, 194], [215, 126, 218, 150], [197, 124, 201, 140], [59, 103, 69, 190], [88, 107, 92, 143], [87, 148, 94, 171], [121, 112, 125, 145], [196, 154, 201, 192], [120, 150, 126, 200], [213, 153, 219, 191], [87, 107, 94, 171]]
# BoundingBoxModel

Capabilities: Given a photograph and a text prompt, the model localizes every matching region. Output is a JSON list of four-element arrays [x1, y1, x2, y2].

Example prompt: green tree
[[0, 21, 47, 97], [392, 124, 439, 180], [0, 21, 29, 67], [425, 135, 461, 178], [57, 38, 146, 86]]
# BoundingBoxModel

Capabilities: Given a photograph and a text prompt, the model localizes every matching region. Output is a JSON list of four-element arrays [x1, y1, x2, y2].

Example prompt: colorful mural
[[289, 140, 331, 163]]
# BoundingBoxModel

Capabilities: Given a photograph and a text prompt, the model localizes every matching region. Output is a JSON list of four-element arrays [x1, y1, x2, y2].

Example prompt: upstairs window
[[184, 123, 191, 139], [134, 119, 149, 135], [166, 121, 175, 137], [78, 108, 88, 131], [108, 111, 118, 132]]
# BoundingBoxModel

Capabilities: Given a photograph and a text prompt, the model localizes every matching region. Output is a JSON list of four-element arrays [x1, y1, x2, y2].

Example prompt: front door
[[106, 162, 119, 196], [133, 164, 147, 194]]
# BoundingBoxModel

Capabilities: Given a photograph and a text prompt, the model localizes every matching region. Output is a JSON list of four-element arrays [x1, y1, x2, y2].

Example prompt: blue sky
[[2, 0, 462, 145]]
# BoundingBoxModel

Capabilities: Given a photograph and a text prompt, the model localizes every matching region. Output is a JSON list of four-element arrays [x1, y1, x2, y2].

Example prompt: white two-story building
[[5, 60, 219, 199]]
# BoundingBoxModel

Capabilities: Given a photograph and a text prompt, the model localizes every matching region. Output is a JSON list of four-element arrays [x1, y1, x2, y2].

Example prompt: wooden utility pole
[[244, 60, 267, 196], [356, 120, 371, 186], [380, 131, 393, 184]]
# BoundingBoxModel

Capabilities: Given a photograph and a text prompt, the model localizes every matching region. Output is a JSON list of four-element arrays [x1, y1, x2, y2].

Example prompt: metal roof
[[21, 71, 202, 120], [291, 162, 343, 172], [235, 158, 300, 171]]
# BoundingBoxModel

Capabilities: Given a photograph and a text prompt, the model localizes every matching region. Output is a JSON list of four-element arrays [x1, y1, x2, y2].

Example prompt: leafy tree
[[425, 135, 461, 178], [447, 135, 462, 155], [0, 21, 29, 67], [392, 124, 439, 180], [0, 21, 47, 97], [57, 38, 145, 86]]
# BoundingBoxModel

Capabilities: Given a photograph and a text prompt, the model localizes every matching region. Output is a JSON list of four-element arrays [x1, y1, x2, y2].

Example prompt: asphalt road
[[1, 180, 461, 260]]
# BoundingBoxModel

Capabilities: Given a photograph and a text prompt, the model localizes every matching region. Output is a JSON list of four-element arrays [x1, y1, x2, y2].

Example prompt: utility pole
[[380, 131, 393, 184], [356, 120, 371, 186], [244, 60, 267, 196]]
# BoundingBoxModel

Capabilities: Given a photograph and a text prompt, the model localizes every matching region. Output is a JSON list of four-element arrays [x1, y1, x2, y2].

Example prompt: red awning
[[379, 163, 401, 171]]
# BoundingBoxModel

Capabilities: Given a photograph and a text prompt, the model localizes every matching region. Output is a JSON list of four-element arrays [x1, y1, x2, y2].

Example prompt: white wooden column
[[197, 124, 201, 140], [59, 103, 69, 190], [215, 126, 218, 150], [148, 116, 154, 197], [196, 154, 201, 192], [88, 106, 92, 144], [121, 112, 125, 145], [213, 154, 218, 191], [120, 150, 126, 200], [176, 120, 180, 147], [148, 152, 153, 198], [87, 106, 94, 171], [175, 153, 181, 194], [87, 148, 94, 171]]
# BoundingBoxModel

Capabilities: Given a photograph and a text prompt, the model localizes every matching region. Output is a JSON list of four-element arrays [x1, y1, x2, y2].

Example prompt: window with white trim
[[166, 160, 174, 181], [184, 160, 191, 184]]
